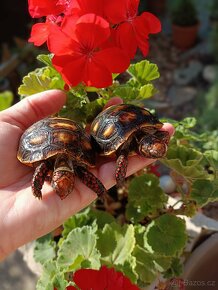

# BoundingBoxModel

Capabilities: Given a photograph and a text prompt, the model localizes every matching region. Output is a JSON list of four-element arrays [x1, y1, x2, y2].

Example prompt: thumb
[[0, 90, 66, 129]]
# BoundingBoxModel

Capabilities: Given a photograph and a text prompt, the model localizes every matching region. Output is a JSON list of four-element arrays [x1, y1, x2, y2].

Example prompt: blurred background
[[0, 0, 217, 289]]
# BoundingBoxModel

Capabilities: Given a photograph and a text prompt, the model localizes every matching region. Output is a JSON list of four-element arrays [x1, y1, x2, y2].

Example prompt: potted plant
[[171, 0, 199, 50]]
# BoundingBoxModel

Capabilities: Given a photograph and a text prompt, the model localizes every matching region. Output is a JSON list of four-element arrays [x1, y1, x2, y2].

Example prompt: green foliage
[[144, 214, 187, 256], [126, 174, 168, 223], [20, 49, 218, 289], [0, 91, 13, 111], [57, 226, 101, 271], [34, 234, 56, 264], [171, 0, 198, 26]]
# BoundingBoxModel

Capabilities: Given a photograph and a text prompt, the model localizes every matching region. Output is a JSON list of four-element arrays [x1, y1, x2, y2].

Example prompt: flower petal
[[133, 12, 161, 56], [95, 47, 130, 73], [47, 25, 76, 55], [75, 14, 110, 48], [28, 0, 65, 18], [103, 0, 127, 24], [28, 23, 50, 46], [52, 54, 85, 86], [114, 22, 137, 59]]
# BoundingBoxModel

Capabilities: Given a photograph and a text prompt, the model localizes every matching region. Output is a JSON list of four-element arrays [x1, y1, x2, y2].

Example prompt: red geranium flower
[[28, 0, 66, 18], [66, 266, 140, 290], [104, 0, 161, 58], [49, 14, 130, 88], [29, 15, 63, 46]]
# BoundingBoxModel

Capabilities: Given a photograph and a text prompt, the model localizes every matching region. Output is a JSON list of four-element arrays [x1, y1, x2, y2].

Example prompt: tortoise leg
[[75, 166, 107, 200], [52, 154, 75, 200], [115, 150, 128, 188], [32, 161, 49, 199]]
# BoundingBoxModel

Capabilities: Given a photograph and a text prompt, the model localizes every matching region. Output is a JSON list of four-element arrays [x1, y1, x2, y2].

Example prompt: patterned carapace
[[91, 104, 170, 187], [17, 117, 107, 199]]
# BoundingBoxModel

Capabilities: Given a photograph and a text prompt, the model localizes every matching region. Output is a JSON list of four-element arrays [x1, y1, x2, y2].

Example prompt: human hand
[[0, 90, 174, 260]]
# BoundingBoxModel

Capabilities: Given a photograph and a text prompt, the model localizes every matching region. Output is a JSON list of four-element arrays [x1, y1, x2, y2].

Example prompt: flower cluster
[[60, 266, 140, 290], [28, 0, 161, 88]]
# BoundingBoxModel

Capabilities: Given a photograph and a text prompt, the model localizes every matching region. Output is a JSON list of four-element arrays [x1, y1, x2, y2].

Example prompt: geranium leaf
[[98, 223, 135, 266], [128, 60, 160, 85], [133, 245, 158, 284], [113, 85, 139, 100], [18, 67, 64, 97], [36, 260, 67, 290], [190, 179, 218, 206], [139, 84, 157, 99], [0, 91, 13, 111], [144, 214, 187, 256], [126, 174, 168, 223], [37, 54, 53, 67], [161, 145, 208, 181], [62, 208, 92, 239], [115, 256, 138, 284], [34, 234, 56, 265], [89, 209, 115, 228], [164, 257, 183, 279], [57, 226, 100, 271]]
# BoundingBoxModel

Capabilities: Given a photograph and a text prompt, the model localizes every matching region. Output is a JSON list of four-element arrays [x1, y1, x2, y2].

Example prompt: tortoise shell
[[91, 104, 163, 155], [17, 117, 95, 167]]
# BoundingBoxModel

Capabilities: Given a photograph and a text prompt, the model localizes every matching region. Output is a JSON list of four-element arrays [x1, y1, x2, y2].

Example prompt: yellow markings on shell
[[29, 135, 46, 145], [53, 132, 76, 143], [92, 121, 100, 133], [103, 124, 115, 138], [50, 122, 77, 130], [119, 112, 137, 123]]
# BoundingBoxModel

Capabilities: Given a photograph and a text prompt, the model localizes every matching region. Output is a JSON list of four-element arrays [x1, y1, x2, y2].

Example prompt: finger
[[0, 90, 66, 130], [103, 97, 123, 109]]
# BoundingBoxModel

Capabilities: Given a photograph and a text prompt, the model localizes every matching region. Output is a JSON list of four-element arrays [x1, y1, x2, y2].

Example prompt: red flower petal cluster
[[28, 0, 161, 88], [66, 266, 140, 290]]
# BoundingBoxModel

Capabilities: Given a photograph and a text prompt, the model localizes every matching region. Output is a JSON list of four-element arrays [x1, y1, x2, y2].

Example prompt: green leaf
[[89, 209, 115, 229], [161, 145, 208, 181], [126, 174, 168, 223], [57, 226, 100, 271], [190, 179, 218, 206], [115, 256, 138, 284], [128, 60, 160, 85], [62, 208, 93, 239], [98, 223, 135, 266], [139, 84, 158, 99], [133, 246, 158, 284], [18, 67, 64, 97], [144, 214, 187, 256], [36, 260, 67, 290], [37, 54, 53, 67], [164, 257, 183, 279], [113, 85, 139, 100], [34, 234, 56, 265], [60, 90, 89, 123], [0, 91, 13, 110]]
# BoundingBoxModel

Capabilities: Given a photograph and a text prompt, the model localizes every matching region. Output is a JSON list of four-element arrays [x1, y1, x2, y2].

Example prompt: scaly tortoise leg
[[32, 161, 50, 199], [115, 150, 128, 188], [75, 166, 107, 200]]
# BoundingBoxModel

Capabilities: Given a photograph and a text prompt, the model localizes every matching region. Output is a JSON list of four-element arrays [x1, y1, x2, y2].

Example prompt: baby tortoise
[[17, 117, 107, 200], [91, 104, 170, 187]]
